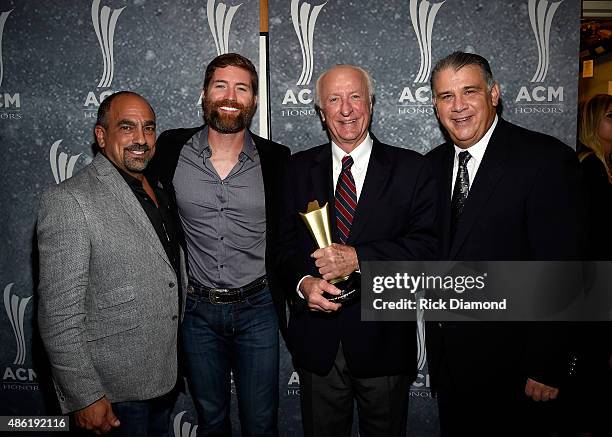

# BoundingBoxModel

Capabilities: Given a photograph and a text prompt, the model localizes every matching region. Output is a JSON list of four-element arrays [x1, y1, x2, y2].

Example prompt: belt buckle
[[209, 288, 229, 304]]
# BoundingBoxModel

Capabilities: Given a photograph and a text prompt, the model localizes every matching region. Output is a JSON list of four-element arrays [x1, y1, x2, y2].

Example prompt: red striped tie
[[335, 155, 357, 243]]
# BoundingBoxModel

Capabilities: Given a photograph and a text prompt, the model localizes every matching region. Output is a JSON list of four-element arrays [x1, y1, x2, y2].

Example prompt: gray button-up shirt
[[173, 128, 266, 288]]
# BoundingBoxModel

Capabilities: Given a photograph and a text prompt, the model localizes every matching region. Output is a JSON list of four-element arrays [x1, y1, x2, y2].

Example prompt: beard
[[203, 97, 256, 134], [122, 143, 152, 173]]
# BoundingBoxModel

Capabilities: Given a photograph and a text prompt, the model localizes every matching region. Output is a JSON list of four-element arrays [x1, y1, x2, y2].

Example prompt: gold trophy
[[300, 201, 360, 304]]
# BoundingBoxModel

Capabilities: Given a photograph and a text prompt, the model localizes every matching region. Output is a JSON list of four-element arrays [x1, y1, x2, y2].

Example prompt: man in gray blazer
[[37, 91, 186, 436]]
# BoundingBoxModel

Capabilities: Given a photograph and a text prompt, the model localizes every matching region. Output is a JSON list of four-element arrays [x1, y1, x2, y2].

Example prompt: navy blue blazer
[[276, 136, 438, 377], [425, 117, 585, 392]]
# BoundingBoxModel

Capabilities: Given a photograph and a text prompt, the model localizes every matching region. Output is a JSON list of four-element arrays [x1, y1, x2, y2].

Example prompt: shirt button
[[172, 315, 178, 321], [220, 237, 224, 241], [220, 265, 224, 269], [220, 208, 224, 212], [169, 282, 175, 288]]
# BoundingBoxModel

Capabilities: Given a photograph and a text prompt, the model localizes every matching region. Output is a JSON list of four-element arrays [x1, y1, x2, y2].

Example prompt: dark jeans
[[108, 390, 176, 437], [182, 287, 279, 437]]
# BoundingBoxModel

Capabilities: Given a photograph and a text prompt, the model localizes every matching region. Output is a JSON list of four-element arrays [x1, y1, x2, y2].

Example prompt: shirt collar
[[107, 156, 145, 192], [192, 126, 255, 162], [241, 130, 256, 161], [453, 115, 498, 162], [331, 133, 373, 172]]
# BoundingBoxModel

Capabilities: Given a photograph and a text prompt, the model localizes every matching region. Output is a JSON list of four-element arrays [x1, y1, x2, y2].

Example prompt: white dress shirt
[[331, 134, 373, 201], [451, 115, 498, 196], [297, 134, 373, 296]]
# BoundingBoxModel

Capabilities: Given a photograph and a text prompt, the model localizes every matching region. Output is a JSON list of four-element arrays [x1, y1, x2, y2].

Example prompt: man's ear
[[317, 107, 325, 122], [94, 125, 106, 150], [490, 82, 501, 108]]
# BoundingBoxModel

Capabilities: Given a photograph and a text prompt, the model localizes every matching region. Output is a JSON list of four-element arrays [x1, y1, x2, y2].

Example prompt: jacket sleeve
[[274, 158, 319, 303], [37, 187, 104, 413], [523, 144, 585, 387]]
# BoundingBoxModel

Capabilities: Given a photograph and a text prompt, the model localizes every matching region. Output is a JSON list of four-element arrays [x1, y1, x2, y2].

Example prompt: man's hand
[[312, 243, 359, 281], [524, 378, 559, 402], [74, 397, 120, 435], [300, 277, 342, 312]]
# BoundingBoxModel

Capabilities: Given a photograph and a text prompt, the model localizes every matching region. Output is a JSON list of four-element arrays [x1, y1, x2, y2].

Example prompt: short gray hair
[[430, 51, 495, 93], [314, 64, 374, 108]]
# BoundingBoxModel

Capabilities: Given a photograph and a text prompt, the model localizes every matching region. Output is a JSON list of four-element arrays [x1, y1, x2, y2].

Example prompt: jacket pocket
[[97, 285, 135, 310], [85, 310, 140, 341]]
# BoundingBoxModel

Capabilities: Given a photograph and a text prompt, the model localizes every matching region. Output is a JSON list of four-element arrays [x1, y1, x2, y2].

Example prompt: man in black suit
[[277, 64, 438, 436], [147, 53, 290, 436], [425, 51, 584, 435]]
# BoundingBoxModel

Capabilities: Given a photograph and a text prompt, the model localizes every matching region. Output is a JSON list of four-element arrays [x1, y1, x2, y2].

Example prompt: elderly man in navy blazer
[[277, 64, 438, 437]]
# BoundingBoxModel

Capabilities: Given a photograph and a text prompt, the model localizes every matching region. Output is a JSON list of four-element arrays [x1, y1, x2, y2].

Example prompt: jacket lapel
[[93, 153, 173, 269], [253, 133, 274, 207], [436, 143, 454, 258], [347, 137, 391, 244], [449, 120, 509, 258]]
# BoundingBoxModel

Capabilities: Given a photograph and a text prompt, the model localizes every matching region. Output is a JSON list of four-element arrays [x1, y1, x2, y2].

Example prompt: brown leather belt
[[187, 276, 267, 304]]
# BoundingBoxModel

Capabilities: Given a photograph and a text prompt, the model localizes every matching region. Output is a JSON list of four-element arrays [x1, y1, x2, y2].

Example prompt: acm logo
[[397, 0, 445, 116], [398, 0, 445, 115], [280, 0, 327, 118], [173, 411, 198, 437], [513, 0, 564, 115], [83, 0, 125, 117], [287, 370, 300, 396], [49, 140, 84, 184], [207, 0, 242, 56], [2, 283, 38, 390], [410, 317, 432, 398], [194, 0, 244, 116], [0, 9, 22, 120], [285, 365, 427, 398]]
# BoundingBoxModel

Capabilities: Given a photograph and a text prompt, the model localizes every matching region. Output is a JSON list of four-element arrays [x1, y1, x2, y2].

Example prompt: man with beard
[[38, 91, 186, 435], [147, 53, 290, 436]]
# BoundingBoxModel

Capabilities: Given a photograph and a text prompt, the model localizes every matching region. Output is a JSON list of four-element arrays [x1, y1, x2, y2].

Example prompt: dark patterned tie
[[335, 155, 357, 243], [451, 151, 471, 234]]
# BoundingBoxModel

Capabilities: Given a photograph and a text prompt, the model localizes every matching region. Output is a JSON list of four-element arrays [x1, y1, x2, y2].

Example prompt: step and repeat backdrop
[[0, 1, 579, 436]]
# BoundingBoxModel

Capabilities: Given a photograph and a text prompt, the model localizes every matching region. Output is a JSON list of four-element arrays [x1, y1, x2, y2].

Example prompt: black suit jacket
[[276, 136, 438, 378], [146, 125, 291, 334], [426, 118, 585, 393]]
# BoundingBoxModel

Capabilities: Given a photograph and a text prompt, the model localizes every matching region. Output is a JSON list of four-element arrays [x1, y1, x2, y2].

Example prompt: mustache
[[211, 99, 247, 112], [125, 143, 150, 152]]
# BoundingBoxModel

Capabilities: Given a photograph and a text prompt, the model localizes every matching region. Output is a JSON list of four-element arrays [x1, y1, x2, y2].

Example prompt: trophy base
[[323, 272, 361, 304]]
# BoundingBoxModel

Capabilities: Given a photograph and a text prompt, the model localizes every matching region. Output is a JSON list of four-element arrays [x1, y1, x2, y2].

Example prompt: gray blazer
[[37, 152, 187, 414]]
